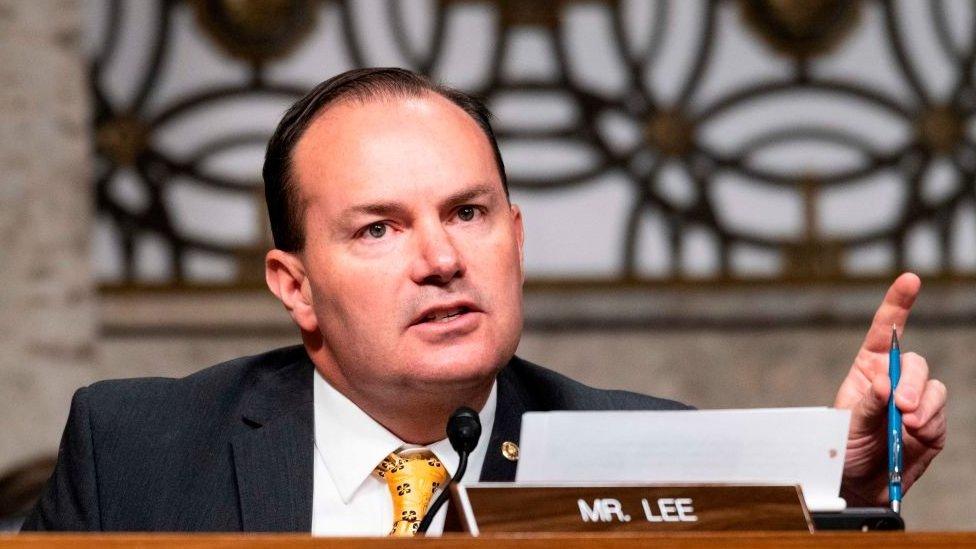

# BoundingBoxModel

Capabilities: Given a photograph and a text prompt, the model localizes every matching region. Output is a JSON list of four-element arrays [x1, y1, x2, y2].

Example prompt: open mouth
[[419, 306, 471, 324]]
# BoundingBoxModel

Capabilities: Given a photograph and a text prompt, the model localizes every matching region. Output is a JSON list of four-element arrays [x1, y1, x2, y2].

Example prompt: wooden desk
[[4, 533, 976, 548]]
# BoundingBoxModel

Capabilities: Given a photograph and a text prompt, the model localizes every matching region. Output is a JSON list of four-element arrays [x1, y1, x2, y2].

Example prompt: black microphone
[[417, 406, 481, 535]]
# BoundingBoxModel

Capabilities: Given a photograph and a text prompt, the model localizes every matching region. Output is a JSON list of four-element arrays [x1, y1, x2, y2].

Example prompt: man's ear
[[265, 249, 319, 333], [510, 203, 525, 282]]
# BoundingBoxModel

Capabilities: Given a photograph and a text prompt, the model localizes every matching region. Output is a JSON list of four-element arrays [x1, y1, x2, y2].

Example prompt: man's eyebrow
[[337, 183, 499, 227], [440, 184, 497, 208], [337, 200, 410, 226]]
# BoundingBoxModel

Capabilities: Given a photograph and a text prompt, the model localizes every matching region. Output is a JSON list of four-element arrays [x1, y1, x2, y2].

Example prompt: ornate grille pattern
[[89, 0, 976, 286]]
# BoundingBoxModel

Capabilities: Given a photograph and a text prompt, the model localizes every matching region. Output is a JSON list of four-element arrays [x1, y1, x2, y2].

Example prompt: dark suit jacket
[[23, 345, 689, 531]]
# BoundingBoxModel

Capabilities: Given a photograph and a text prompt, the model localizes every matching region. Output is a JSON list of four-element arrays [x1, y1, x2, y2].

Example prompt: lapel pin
[[501, 441, 519, 462]]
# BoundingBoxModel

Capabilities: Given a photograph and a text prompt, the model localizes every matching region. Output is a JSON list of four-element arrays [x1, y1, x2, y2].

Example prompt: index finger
[[860, 272, 921, 354]]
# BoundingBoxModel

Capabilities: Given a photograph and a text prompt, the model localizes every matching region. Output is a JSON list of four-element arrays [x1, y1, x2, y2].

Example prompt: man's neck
[[324, 373, 495, 444], [304, 344, 497, 444]]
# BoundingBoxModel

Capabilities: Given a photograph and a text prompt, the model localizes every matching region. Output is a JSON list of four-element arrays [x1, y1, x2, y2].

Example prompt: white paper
[[515, 407, 851, 511]]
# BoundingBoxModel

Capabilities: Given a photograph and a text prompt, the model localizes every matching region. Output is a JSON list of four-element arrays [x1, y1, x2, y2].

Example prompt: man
[[23, 68, 947, 534]]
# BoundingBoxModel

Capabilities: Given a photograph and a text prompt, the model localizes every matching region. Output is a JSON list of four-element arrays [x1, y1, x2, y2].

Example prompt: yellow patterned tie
[[374, 450, 450, 536]]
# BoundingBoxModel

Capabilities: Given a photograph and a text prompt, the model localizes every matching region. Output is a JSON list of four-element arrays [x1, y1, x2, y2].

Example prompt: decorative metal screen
[[89, 0, 976, 287]]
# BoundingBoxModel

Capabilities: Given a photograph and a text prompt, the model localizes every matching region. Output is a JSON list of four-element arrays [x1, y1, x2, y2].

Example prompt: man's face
[[289, 94, 524, 395]]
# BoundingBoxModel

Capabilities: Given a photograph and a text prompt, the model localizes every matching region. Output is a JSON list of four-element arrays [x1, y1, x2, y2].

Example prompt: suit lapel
[[231, 353, 314, 532], [229, 350, 530, 529], [479, 362, 533, 482]]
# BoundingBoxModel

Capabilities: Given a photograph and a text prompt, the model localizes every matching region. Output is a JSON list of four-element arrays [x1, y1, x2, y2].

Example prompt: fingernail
[[899, 388, 918, 406]]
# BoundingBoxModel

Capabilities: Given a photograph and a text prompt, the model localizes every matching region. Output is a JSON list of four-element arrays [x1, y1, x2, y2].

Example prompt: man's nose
[[410, 221, 464, 285]]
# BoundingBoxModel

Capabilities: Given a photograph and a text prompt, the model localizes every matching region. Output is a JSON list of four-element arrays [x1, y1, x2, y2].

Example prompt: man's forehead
[[292, 95, 500, 193], [298, 92, 482, 150], [289, 92, 504, 224]]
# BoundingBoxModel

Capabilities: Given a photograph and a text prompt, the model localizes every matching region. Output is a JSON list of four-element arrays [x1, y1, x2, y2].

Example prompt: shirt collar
[[313, 369, 498, 503]]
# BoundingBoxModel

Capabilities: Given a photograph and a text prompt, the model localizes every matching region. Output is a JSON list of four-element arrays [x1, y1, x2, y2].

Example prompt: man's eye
[[366, 223, 387, 238], [458, 205, 478, 222]]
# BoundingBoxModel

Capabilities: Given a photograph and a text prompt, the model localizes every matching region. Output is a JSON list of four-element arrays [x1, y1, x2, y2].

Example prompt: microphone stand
[[417, 406, 480, 535], [417, 449, 469, 534]]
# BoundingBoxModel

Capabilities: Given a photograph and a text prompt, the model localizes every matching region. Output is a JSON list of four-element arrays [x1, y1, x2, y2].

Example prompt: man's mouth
[[412, 302, 480, 326], [420, 306, 470, 323]]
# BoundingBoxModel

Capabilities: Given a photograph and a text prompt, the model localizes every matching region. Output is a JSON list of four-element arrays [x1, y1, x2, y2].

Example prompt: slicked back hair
[[262, 67, 508, 252]]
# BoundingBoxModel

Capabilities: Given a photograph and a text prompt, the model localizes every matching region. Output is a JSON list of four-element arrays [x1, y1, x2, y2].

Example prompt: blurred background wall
[[1, 0, 974, 530]]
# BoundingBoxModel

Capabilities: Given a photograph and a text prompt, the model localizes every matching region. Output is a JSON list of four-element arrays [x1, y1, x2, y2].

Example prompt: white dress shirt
[[311, 369, 496, 536]]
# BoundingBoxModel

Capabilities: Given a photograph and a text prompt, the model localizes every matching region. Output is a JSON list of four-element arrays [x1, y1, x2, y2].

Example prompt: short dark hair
[[262, 67, 508, 252]]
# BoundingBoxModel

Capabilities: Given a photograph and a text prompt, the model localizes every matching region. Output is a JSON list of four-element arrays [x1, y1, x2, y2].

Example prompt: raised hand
[[834, 273, 947, 506]]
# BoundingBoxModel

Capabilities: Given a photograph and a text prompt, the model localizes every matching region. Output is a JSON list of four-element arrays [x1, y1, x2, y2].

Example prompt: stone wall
[[0, 0, 98, 473]]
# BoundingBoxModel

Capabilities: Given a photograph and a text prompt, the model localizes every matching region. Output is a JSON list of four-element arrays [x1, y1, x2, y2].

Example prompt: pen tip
[[891, 325, 900, 349]]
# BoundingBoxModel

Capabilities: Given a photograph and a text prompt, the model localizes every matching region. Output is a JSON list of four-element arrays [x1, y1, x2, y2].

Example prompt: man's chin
[[402, 346, 504, 387]]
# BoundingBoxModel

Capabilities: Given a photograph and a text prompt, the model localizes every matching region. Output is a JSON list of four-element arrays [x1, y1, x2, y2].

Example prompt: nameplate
[[446, 483, 813, 534]]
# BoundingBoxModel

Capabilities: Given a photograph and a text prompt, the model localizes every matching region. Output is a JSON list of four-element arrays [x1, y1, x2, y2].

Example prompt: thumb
[[847, 374, 891, 437]]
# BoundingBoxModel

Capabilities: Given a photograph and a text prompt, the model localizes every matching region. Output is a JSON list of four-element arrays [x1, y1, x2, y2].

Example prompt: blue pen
[[888, 325, 903, 513]]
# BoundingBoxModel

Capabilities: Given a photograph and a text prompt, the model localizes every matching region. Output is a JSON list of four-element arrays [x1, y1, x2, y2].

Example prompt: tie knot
[[375, 450, 450, 536], [375, 450, 445, 475]]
